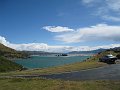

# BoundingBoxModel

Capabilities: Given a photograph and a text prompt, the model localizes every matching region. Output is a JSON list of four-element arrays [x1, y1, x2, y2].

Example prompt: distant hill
[[0, 43, 29, 58], [68, 49, 106, 55], [23, 51, 61, 56], [23, 49, 107, 56], [110, 47, 120, 53]]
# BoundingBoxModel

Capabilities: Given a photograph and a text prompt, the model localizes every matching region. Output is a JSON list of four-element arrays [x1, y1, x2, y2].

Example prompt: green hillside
[[0, 43, 27, 72], [0, 43, 28, 58], [0, 56, 23, 72]]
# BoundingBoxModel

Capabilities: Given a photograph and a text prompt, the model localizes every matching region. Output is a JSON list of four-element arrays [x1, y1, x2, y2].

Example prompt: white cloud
[[55, 24, 120, 43], [103, 15, 120, 22], [82, 0, 96, 4], [0, 35, 120, 52], [106, 0, 120, 11], [55, 31, 82, 43], [0, 36, 72, 52], [9, 43, 49, 51], [82, 0, 120, 21], [0, 36, 10, 45], [92, 44, 120, 50], [43, 26, 74, 32]]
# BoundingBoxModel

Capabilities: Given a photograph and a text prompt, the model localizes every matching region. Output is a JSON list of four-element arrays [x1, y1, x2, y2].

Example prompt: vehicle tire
[[99, 59, 102, 62]]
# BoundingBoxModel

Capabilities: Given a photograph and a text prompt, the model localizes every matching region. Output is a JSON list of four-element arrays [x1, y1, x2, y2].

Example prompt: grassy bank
[[0, 56, 23, 72], [0, 78, 120, 90]]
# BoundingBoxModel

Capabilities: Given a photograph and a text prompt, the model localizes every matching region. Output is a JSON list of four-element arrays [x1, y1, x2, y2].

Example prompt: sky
[[0, 0, 120, 52]]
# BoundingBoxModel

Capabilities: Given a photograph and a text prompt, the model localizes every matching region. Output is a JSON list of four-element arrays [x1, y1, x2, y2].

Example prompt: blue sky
[[0, 0, 120, 52]]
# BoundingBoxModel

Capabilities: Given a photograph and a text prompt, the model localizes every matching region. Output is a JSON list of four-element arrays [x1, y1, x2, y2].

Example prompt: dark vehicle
[[99, 54, 117, 64]]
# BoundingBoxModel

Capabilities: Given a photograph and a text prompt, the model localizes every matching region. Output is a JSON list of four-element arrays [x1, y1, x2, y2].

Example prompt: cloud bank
[[0, 35, 120, 52], [55, 24, 120, 43]]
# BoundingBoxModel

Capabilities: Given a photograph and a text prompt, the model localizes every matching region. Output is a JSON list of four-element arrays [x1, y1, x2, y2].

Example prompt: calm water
[[14, 56, 90, 69]]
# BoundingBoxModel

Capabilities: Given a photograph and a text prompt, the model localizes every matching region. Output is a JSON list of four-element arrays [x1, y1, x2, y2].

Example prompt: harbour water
[[14, 56, 90, 69]]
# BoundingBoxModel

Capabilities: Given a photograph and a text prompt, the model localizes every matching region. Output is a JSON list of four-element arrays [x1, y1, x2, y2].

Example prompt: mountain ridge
[[68, 48, 106, 55]]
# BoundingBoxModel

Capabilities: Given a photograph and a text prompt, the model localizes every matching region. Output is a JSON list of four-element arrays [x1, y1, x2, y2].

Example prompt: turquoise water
[[14, 56, 90, 69]]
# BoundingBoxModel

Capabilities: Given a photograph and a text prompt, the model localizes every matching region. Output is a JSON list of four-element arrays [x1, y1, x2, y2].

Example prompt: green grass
[[0, 56, 23, 72], [0, 78, 120, 90]]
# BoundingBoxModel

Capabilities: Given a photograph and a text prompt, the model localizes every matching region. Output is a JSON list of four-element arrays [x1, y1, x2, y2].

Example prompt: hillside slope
[[0, 43, 27, 72], [0, 43, 28, 58], [0, 56, 23, 72]]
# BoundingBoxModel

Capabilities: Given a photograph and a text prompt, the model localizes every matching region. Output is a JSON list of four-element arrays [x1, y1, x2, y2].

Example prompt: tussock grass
[[0, 78, 120, 90], [0, 56, 23, 72]]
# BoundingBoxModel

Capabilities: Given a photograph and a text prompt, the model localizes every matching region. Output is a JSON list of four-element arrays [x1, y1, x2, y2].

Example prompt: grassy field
[[0, 78, 120, 90]]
